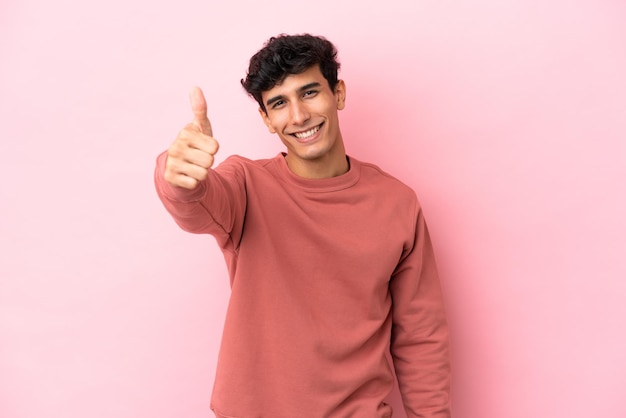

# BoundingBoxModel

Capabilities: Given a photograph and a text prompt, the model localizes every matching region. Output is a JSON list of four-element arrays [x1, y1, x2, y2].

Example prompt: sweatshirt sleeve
[[153, 151, 247, 252], [389, 204, 451, 418]]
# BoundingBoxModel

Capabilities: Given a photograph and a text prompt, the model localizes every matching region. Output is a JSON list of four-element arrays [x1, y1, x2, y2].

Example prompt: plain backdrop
[[1, 1, 625, 417]]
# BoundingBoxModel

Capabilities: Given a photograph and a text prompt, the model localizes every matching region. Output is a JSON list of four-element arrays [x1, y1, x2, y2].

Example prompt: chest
[[241, 182, 414, 281]]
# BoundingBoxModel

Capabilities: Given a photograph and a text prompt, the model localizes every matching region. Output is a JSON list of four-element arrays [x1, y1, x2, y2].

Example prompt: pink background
[[1, 1, 625, 417]]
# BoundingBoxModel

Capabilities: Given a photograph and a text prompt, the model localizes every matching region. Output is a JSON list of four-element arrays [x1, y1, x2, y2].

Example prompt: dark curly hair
[[241, 34, 341, 113]]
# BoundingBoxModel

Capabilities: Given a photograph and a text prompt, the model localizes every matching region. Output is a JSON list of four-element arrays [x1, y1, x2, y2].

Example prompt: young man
[[155, 34, 451, 418]]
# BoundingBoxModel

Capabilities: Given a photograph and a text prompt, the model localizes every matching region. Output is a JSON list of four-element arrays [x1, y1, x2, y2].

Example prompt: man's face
[[260, 65, 346, 176]]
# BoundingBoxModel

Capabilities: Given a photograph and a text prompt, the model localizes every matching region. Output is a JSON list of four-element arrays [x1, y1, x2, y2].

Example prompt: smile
[[292, 124, 322, 139]]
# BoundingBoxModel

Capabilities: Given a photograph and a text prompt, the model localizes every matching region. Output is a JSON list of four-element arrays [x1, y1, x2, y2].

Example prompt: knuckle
[[185, 177, 199, 189], [210, 138, 220, 154]]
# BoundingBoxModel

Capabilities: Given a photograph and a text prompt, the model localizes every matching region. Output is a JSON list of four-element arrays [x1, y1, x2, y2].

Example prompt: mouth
[[291, 123, 323, 140]]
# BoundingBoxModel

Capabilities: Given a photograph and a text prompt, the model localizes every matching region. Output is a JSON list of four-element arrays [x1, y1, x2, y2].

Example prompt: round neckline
[[273, 153, 361, 192]]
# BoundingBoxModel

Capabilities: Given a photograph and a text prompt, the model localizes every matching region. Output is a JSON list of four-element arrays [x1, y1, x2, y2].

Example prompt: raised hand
[[164, 87, 220, 189]]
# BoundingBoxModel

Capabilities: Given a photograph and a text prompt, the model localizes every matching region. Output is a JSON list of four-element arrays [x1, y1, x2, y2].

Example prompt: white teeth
[[294, 125, 320, 139]]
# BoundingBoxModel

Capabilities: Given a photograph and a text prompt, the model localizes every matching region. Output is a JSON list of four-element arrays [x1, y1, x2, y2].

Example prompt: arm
[[154, 87, 245, 250], [390, 205, 451, 418]]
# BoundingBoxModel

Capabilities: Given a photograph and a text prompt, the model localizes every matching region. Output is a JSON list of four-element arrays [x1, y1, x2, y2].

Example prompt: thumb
[[189, 86, 213, 136]]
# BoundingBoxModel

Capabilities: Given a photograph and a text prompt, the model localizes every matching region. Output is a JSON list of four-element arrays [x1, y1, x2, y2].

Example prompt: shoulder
[[353, 158, 425, 240], [353, 157, 418, 200]]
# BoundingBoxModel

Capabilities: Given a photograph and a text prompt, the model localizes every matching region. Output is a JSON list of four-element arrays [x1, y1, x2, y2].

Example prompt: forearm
[[392, 311, 450, 418], [154, 151, 223, 235], [390, 209, 451, 417]]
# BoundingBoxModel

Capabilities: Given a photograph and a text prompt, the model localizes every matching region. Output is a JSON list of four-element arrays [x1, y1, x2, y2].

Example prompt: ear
[[258, 107, 276, 134], [334, 80, 346, 110]]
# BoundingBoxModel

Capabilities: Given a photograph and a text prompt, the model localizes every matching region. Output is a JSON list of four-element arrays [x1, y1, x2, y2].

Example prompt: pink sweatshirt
[[155, 152, 450, 418]]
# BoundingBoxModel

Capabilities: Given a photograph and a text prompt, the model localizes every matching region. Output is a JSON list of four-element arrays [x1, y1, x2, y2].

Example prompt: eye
[[303, 90, 318, 98], [271, 100, 286, 109]]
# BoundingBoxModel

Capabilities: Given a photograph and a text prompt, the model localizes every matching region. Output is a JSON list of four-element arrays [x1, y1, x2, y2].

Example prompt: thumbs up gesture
[[164, 87, 220, 189]]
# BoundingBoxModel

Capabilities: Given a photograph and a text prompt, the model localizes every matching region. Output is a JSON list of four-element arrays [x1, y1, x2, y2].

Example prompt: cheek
[[268, 114, 289, 133]]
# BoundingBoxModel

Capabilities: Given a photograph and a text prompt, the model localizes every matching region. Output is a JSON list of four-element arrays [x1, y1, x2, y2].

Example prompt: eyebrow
[[265, 82, 322, 107]]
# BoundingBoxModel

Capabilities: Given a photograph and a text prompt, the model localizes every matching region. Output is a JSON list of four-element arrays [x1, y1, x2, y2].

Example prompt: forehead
[[261, 66, 328, 99]]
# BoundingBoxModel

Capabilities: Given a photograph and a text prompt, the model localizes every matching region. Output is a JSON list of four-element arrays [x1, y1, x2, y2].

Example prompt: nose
[[290, 101, 310, 126]]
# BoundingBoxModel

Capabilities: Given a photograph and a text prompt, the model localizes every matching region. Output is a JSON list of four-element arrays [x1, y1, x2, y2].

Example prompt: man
[[155, 34, 451, 418]]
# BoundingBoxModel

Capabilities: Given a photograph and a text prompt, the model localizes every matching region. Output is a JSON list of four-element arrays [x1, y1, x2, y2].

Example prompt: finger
[[164, 158, 212, 188], [167, 173, 201, 190], [174, 163, 211, 184], [189, 86, 213, 136], [183, 146, 216, 169], [179, 123, 220, 155]]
